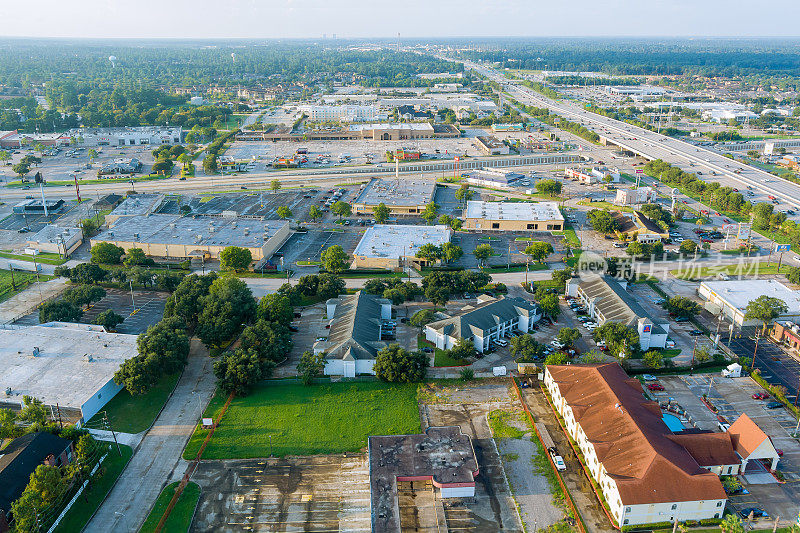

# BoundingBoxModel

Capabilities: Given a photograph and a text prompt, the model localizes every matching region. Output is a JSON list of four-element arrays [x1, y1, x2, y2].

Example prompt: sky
[[1, 0, 798, 39]]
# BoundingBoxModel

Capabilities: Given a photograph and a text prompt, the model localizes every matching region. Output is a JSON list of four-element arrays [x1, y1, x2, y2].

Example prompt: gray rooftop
[[27, 225, 82, 245], [353, 178, 436, 208], [576, 274, 666, 334], [321, 291, 390, 361], [353, 224, 451, 259], [369, 426, 478, 533], [464, 200, 564, 221], [0, 322, 137, 411], [95, 214, 289, 250], [108, 194, 165, 217], [427, 295, 539, 338]]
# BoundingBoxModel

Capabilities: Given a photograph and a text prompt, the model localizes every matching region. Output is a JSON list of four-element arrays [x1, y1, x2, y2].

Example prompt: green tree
[[446, 338, 476, 361], [524, 241, 554, 263], [373, 202, 390, 224], [220, 246, 253, 272], [535, 179, 562, 197], [202, 154, 218, 173], [455, 185, 473, 203], [441, 242, 463, 264], [421, 202, 439, 224], [276, 206, 292, 219], [556, 327, 580, 347], [373, 344, 429, 383], [538, 293, 561, 319], [197, 277, 256, 347], [316, 273, 346, 299], [551, 267, 573, 287], [664, 296, 701, 318], [11, 465, 68, 532], [214, 348, 272, 395], [18, 396, 48, 426], [94, 309, 124, 331], [331, 201, 351, 220], [643, 350, 664, 369], [593, 322, 640, 358], [270, 179, 281, 192], [123, 248, 153, 267], [308, 205, 323, 221], [473, 243, 493, 266], [12, 161, 30, 179], [679, 239, 698, 255], [510, 334, 546, 362], [694, 345, 711, 363], [256, 293, 294, 325], [587, 209, 620, 234], [62, 284, 106, 308], [66, 263, 107, 284], [178, 152, 193, 170], [91, 242, 125, 264], [297, 350, 326, 385], [0, 150, 10, 165], [744, 295, 788, 333], [164, 273, 217, 331], [409, 308, 436, 333], [416, 243, 442, 263], [544, 351, 570, 366], [0, 409, 17, 439], [39, 300, 83, 323], [719, 514, 745, 533], [321, 244, 349, 273]]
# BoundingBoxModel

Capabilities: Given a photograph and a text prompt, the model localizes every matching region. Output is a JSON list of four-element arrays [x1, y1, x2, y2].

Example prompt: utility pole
[[103, 411, 121, 456], [56, 403, 63, 429], [750, 332, 760, 373], [129, 279, 136, 312]]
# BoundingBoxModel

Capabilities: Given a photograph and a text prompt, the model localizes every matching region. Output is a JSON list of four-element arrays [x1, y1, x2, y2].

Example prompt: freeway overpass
[[459, 58, 800, 211]]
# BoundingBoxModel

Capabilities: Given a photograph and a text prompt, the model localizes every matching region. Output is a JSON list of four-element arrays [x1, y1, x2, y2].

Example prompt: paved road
[[84, 344, 215, 533], [452, 57, 800, 210]]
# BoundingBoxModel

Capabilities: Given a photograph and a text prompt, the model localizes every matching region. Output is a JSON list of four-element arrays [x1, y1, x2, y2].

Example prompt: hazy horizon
[[2, 0, 798, 40]]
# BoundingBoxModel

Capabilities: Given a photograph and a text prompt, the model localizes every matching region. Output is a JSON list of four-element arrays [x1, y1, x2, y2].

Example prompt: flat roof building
[[26, 225, 83, 256], [544, 363, 730, 528], [105, 193, 165, 224], [91, 214, 292, 261], [425, 294, 541, 353], [475, 135, 510, 156], [462, 200, 563, 232], [369, 426, 479, 533], [352, 178, 436, 216], [67, 126, 182, 146], [0, 322, 138, 423], [315, 291, 392, 377], [352, 224, 451, 270], [464, 168, 524, 189], [12, 199, 66, 215], [699, 280, 800, 327], [565, 274, 669, 351]]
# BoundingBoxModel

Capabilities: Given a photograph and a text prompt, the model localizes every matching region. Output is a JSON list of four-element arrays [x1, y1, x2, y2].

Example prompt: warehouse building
[[425, 295, 541, 353], [615, 187, 656, 206], [12, 199, 66, 215], [565, 274, 669, 351], [462, 200, 563, 231], [315, 291, 392, 377], [474, 135, 509, 156], [370, 426, 479, 533], [26, 225, 83, 256], [352, 224, 452, 270], [91, 214, 292, 261], [464, 168, 525, 189], [699, 280, 800, 327], [298, 104, 386, 122], [67, 126, 182, 146], [352, 178, 437, 216], [0, 322, 138, 423], [545, 363, 730, 528]]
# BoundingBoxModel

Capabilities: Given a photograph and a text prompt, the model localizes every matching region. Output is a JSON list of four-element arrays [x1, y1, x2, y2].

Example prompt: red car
[[702, 239, 713, 243], [647, 383, 665, 391], [776, 448, 784, 457], [752, 392, 770, 400]]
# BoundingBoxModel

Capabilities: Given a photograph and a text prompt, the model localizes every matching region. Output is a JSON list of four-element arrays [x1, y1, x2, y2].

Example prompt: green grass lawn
[[483, 263, 548, 273], [184, 381, 421, 459], [553, 225, 581, 248], [85, 373, 181, 434], [0, 269, 54, 303], [0, 250, 66, 265], [671, 262, 787, 279], [51, 444, 133, 533], [139, 482, 201, 533]]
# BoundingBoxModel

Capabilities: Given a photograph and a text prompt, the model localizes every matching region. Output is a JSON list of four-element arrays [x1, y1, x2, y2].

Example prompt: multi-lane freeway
[[459, 58, 800, 210]]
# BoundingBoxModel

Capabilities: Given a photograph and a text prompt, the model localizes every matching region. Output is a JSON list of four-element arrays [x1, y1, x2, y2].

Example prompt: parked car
[[642, 374, 658, 381], [547, 447, 567, 471], [674, 316, 690, 323], [765, 401, 784, 409], [422, 347, 433, 353], [647, 383, 665, 391], [688, 330, 704, 336], [752, 392, 770, 400], [738, 508, 769, 519]]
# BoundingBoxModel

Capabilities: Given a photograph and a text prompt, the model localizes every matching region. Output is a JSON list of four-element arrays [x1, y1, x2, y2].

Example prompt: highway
[[459, 59, 800, 210]]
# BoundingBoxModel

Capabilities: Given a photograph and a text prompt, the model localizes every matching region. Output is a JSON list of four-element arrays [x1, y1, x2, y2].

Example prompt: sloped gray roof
[[427, 295, 539, 338], [325, 291, 391, 361], [577, 274, 665, 334]]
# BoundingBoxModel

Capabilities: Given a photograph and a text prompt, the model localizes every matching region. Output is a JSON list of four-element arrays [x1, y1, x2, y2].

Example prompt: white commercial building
[[545, 363, 730, 528], [69, 127, 183, 146], [299, 104, 386, 123], [352, 224, 451, 270], [462, 200, 564, 232], [699, 280, 800, 326], [0, 322, 138, 423], [615, 186, 656, 206], [26, 225, 83, 256]]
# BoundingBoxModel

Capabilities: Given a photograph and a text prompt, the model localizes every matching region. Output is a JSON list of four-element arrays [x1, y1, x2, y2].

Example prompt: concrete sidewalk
[[0, 278, 67, 324], [83, 343, 215, 533]]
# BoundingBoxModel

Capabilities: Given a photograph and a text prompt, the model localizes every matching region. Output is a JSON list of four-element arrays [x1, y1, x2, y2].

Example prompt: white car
[[552, 455, 567, 471]]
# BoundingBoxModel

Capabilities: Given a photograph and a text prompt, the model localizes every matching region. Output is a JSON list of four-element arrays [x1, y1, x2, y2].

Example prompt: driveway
[[84, 342, 216, 533]]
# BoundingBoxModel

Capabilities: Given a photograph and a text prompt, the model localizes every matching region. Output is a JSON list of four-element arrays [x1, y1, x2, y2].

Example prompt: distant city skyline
[[2, 0, 799, 39]]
